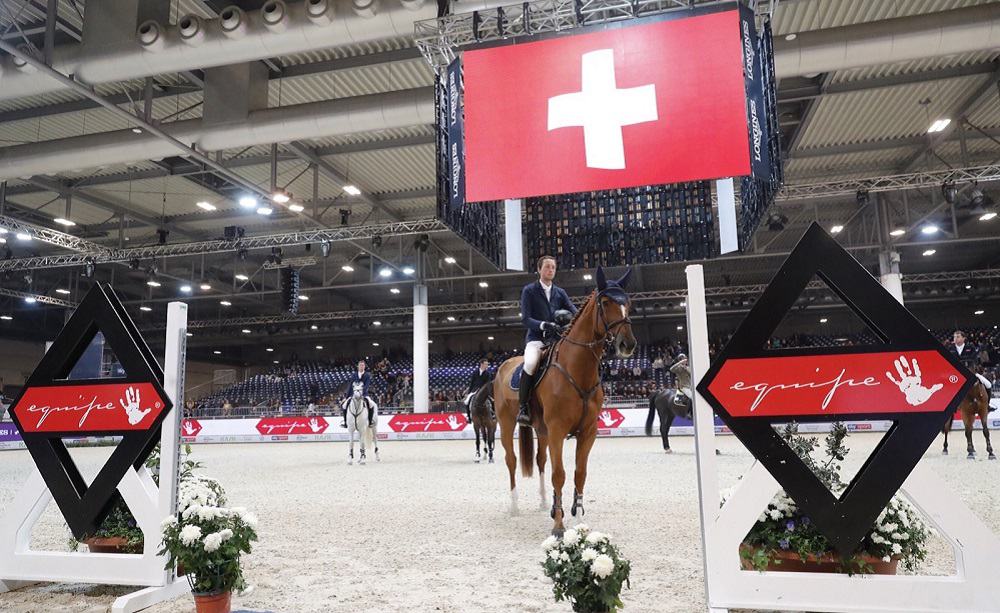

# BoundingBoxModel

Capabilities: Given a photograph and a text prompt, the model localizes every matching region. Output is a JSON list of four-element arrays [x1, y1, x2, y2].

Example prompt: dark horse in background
[[469, 381, 497, 463], [942, 377, 995, 460], [645, 388, 690, 453]]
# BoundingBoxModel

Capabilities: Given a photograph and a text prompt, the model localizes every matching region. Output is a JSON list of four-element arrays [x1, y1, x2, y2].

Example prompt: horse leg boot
[[982, 416, 995, 460], [517, 372, 535, 426]]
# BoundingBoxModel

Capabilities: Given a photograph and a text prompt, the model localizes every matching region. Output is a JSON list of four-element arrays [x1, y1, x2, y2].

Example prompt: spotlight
[[379, 268, 392, 278], [942, 181, 958, 204], [200, 283, 212, 291], [444, 256, 456, 264], [129, 258, 141, 270], [343, 185, 361, 196], [975, 309, 985, 315], [414, 234, 430, 252], [315, 345, 324, 350], [15, 232, 31, 242], [339, 209, 352, 226], [140, 306, 152, 312], [256, 206, 273, 216], [180, 285, 192, 293], [53, 217, 75, 227], [320, 242, 331, 258], [55, 288, 70, 295], [235, 274, 249, 281], [402, 266, 415, 275], [889, 228, 905, 236], [288, 203, 304, 213], [224, 226, 246, 241], [372, 321, 382, 326], [196, 201, 216, 212], [341, 264, 354, 272], [372, 342, 380, 347], [239, 196, 258, 209], [830, 225, 844, 234], [766, 213, 788, 232], [927, 118, 951, 133], [213, 350, 221, 355], [24, 297, 36, 304], [220, 300, 232, 306], [921, 224, 939, 235], [147, 280, 161, 287], [583, 273, 593, 281], [237, 247, 248, 261], [242, 329, 252, 334], [389, 288, 400, 294], [83, 258, 95, 278], [271, 189, 290, 204], [269, 247, 282, 266], [922, 249, 936, 256], [299, 294, 309, 301], [478, 281, 489, 288], [980, 212, 997, 221], [820, 318, 828, 323], [310, 325, 318, 330], [371, 235, 382, 249]]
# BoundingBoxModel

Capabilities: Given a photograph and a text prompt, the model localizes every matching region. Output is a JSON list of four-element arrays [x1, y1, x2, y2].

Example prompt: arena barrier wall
[[5, 408, 998, 449]]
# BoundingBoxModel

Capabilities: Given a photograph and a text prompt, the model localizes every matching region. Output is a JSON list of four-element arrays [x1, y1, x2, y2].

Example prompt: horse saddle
[[509, 347, 554, 390]]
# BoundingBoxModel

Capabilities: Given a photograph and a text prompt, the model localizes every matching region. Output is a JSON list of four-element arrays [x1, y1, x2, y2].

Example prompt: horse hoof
[[475, 458, 481, 464], [715, 449, 722, 456], [966, 454, 975, 460], [551, 527, 564, 538], [663, 448, 673, 454], [942, 450, 948, 455], [989, 454, 997, 461], [489, 457, 495, 464], [347, 459, 353, 465]]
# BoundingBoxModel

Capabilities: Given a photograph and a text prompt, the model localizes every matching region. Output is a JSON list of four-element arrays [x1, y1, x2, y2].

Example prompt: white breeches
[[523, 341, 545, 375]]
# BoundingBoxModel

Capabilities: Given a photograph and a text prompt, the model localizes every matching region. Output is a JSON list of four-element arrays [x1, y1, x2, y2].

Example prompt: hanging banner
[[463, 8, 751, 201], [445, 57, 466, 210], [738, 3, 771, 179]]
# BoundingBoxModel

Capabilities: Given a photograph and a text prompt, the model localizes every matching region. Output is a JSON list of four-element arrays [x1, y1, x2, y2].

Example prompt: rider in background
[[517, 255, 577, 426], [465, 358, 492, 422], [670, 353, 692, 404], [341, 360, 374, 427]]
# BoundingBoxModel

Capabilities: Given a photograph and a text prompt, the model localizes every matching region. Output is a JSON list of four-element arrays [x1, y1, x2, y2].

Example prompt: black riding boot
[[517, 372, 535, 426], [367, 402, 374, 427], [341, 406, 347, 428]]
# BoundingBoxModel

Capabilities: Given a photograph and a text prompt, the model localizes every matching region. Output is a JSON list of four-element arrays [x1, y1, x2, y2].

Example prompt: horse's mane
[[566, 290, 598, 332]]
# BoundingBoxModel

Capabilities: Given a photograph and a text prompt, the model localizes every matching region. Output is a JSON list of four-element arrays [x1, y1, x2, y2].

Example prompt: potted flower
[[738, 422, 932, 574], [541, 524, 631, 613], [159, 476, 258, 613]]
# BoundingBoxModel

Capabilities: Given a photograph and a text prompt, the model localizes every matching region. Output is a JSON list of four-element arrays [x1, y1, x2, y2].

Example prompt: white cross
[[547, 49, 659, 170]]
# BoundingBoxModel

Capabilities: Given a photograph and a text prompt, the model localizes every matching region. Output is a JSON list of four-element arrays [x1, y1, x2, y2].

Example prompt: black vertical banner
[[445, 57, 466, 210], [738, 4, 770, 179]]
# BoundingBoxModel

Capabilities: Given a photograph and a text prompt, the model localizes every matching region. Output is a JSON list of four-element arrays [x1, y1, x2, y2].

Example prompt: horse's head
[[595, 266, 637, 358], [352, 382, 364, 398]]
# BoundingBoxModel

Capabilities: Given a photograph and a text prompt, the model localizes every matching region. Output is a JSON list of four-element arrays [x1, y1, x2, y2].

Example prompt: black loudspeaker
[[280, 268, 300, 315]]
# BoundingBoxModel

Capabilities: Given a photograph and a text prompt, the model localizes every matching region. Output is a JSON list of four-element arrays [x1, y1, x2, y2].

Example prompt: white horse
[[344, 382, 379, 465]]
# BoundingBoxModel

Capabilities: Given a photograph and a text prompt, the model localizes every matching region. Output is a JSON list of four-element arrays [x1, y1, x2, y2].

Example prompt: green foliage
[[540, 525, 631, 613]]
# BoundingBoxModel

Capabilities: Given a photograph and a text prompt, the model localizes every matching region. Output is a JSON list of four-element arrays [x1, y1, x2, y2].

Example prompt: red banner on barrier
[[463, 10, 750, 201], [11, 382, 167, 433], [181, 418, 203, 438], [596, 409, 626, 429], [255, 416, 329, 436], [705, 350, 965, 418], [388, 413, 468, 433]]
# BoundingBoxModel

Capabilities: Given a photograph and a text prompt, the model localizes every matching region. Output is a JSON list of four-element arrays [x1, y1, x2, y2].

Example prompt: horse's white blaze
[[620, 304, 627, 319]]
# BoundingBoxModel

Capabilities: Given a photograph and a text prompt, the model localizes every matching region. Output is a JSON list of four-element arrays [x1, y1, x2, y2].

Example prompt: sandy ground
[[1, 432, 998, 613]]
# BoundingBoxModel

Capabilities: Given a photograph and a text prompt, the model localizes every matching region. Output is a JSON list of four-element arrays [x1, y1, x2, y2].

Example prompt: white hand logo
[[598, 411, 616, 427], [120, 386, 151, 426], [309, 417, 322, 433], [885, 355, 943, 406], [183, 421, 197, 435], [446, 415, 463, 430]]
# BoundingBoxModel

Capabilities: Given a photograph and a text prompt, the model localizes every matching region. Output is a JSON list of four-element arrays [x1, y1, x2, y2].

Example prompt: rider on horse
[[465, 358, 492, 422], [670, 353, 692, 406], [951, 330, 992, 389], [517, 255, 578, 426], [341, 360, 375, 428]]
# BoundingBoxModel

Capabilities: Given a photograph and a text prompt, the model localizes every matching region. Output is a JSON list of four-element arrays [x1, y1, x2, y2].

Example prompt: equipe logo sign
[[596, 409, 625, 429], [12, 383, 166, 433], [462, 9, 750, 201], [255, 416, 328, 435], [697, 224, 973, 556], [388, 413, 468, 432], [5, 283, 174, 540], [181, 418, 203, 437]]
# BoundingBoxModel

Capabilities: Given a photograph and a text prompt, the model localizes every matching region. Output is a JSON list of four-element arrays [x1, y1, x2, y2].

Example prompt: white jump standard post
[[685, 265, 1000, 613], [0, 301, 190, 612]]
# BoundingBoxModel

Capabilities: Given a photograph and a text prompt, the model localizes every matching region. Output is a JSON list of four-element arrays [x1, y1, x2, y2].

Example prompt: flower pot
[[193, 590, 231, 613], [740, 545, 899, 575], [84, 536, 142, 554]]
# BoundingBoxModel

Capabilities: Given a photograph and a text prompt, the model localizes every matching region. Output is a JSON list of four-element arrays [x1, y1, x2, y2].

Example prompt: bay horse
[[645, 388, 690, 453], [942, 377, 995, 460], [469, 382, 497, 463], [494, 267, 636, 537]]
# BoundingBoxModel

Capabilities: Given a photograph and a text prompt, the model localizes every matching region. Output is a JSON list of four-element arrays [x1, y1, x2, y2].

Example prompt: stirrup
[[516, 406, 532, 425]]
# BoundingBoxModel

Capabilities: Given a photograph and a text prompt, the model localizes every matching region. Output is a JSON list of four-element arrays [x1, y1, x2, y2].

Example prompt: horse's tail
[[518, 425, 534, 478], [645, 392, 657, 436]]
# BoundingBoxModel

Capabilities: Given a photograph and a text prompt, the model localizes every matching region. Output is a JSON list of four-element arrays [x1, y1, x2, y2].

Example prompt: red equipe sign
[[11, 382, 167, 434], [388, 413, 468, 433], [255, 416, 328, 436], [705, 350, 964, 418], [463, 10, 750, 201], [596, 409, 625, 429], [181, 418, 202, 437]]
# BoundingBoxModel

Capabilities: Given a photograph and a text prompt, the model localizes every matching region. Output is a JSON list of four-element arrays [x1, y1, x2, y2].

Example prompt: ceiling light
[[200, 283, 211, 291], [379, 268, 392, 278], [0, 238, 5, 244], [53, 218, 76, 227], [186, 332, 193, 337], [372, 342, 379, 347], [256, 206, 273, 216], [131, 127, 143, 134], [830, 225, 843, 234], [390, 288, 400, 294], [402, 266, 415, 275], [0, 315, 11, 321], [965, 285, 972, 290], [428, 340, 433, 344], [16, 232, 31, 241], [55, 288, 70, 295], [889, 229, 905, 237], [213, 350, 221, 355], [444, 256, 456, 264], [24, 297, 36, 304], [785, 33, 797, 41], [140, 306, 152, 312], [241, 329, 252, 334], [299, 294, 309, 301], [980, 212, 997, 221], [487, 336, 494, 340], [927, 118, 951, 133], [271, 190, 290, 204], [235, 274, 249, 281], [478, 281, 489, 288], [147, 280, 161, 287], [220, 300, 232, 306], [342, 264, 355, 272], [266, 348, 274, 352], [372, 321, 382, 326], [196, 201, 216, 212], [343, 185, 361, 196], [447, 316, 456, 321], [676, 325, 683, 330], [180, 284, 192, 293], [820, 318, 828, 323], [315, 345, 324, 350], [922, 249, 936, 256], [920, 224, 939, 235], [238, 196, 258, 209], [273, 360, 280, 364], [310, 325, 318, 330], [975, 309, 985, 315], [288, 203, 304, 213], [583, 274, 593, 281]]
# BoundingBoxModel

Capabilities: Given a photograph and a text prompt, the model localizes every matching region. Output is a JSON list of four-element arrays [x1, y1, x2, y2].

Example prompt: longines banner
[[443, 57, 466, 210], [463, 7, 751, 201], [738, 3, 772, 179]]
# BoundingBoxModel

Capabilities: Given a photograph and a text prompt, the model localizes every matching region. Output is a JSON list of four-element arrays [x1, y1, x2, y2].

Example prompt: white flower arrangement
[[540, 524, 631, 613]]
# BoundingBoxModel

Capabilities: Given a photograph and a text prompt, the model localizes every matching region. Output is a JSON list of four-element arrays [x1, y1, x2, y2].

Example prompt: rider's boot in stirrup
[[517, 372, 535, 426]]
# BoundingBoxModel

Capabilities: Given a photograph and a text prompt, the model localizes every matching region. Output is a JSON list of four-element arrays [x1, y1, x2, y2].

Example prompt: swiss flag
[[463, 9, 751, 202]]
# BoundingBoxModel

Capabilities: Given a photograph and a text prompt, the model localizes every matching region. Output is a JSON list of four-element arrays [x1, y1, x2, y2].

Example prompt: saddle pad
[[510, 364, 524, 390]]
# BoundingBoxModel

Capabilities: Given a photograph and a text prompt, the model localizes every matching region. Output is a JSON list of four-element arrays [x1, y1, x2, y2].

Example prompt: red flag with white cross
[[462, 9, 751, 202]]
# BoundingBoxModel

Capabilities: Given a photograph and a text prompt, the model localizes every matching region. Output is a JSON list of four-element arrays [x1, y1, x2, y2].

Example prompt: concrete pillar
[[879, 250, 903, 304], [413, 283, 429, 413]]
